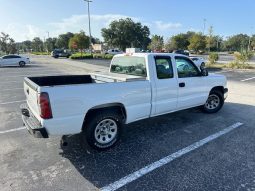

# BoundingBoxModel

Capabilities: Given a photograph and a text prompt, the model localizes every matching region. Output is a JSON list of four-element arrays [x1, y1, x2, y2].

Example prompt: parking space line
[[0, 127, 26, 134], [0, 72, 66, 78], [241, 77, 255, 82], [0, 87, 23, 91], [0, 100, 25, 105], [100, 122, 243, 191], [214, 70, 233, 74]]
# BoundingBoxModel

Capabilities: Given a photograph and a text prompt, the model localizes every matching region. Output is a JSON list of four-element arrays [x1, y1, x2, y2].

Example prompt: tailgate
[[24, 77, 41, 120]]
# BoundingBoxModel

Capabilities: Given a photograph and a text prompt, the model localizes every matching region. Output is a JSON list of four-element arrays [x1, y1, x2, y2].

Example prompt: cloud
[[1, 23, 45, 42], [154, 21, 182, 31], [49, 14, 139, 39], [0, 14, 183, 42]]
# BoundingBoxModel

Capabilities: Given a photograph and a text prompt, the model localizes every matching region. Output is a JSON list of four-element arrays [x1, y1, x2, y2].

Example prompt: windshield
[[110, 56, 147, 77]]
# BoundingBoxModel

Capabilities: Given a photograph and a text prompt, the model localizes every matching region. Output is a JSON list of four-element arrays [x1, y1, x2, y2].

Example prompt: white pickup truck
[[21, 53, 228, 150]]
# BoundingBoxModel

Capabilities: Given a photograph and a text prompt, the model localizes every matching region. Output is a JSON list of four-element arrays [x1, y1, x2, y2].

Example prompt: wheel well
[[210, 86, 224, 94], [82, 103, 127, 131]]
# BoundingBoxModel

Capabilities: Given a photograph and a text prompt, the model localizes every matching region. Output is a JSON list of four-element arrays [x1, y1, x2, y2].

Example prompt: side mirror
[[200, 67, 208, 76]]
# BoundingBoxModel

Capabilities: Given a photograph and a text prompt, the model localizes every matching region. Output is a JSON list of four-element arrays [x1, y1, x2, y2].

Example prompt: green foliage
[[0, 32, 17, 54], [32, 52, 50, 55], [45, 38, 57, 52], [227, 61, 250, 69], [69, 31, 90, 52], [32, 37, 44, 52], [224, 34, 249, 51], [70, 53, 93, 59], [188, 33, 206, 53], [102, 18, 151, 51], [56, 32, 74, 49], [234, 51, 253, 63], [93, 54, 114, 59], [208, 52, 219, 65], [148, 35, 164, 51]]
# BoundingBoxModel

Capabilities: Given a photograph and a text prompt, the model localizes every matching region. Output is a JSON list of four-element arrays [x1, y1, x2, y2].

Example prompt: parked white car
[[190, 57, 206, 69], [105, 49, 123, 55], [21, 53, 228, 150], [0, 55, 30, 67]]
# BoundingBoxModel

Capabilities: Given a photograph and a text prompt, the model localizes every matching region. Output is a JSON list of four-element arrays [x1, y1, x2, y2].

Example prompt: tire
[[54, 55, 59, 59], [19, 61, 26, 67], [83, 110, 122, 150], [201, 62, 205, 68], [203, 90, 224, 113]]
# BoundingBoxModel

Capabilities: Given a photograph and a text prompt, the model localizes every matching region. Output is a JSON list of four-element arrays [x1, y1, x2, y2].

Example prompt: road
[[1, 56, 255, 191]]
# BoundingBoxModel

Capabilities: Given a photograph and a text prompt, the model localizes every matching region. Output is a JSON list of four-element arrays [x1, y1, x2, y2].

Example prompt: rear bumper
[[224, 88, 228, 100], [20, 103, 48, 138]]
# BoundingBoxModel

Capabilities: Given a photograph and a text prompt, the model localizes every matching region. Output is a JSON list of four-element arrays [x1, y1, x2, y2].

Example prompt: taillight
[[39, 92, 52, 119]]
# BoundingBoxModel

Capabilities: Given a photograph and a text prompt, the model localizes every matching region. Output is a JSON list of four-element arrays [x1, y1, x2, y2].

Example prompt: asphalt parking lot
[[1, 56, 255, 191]]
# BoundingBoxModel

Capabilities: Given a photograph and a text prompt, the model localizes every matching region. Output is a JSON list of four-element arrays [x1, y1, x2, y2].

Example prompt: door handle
[[179, 82, 185, 87]]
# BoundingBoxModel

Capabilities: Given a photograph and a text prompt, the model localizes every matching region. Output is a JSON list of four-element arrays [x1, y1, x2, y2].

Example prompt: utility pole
[[203, 19, 207, 35], [46, 31, 49, 39], [84, 0, 92, 52]]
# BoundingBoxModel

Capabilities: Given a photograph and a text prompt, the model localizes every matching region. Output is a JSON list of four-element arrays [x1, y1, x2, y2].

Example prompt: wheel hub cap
[[95, 119, 117, 144]]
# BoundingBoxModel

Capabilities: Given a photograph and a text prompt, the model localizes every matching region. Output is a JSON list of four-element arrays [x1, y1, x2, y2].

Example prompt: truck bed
[[27, 75, 93, 87], [27, 73, 147, 88]]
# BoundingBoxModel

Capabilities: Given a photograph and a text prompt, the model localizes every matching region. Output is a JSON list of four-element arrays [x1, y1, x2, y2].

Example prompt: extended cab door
[[174, 56, 208, 109], [152, 56, 178, 115]]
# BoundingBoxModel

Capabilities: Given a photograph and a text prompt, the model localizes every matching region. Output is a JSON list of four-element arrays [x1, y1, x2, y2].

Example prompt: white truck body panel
[[23, 53, 227, 136]]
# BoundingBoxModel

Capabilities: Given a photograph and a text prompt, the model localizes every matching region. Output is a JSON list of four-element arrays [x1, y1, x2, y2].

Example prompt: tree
[[56, 32, 74, 49], [224, 34, 249, 51], [7, 38, 17, 54], [68, 31, 90, 55], [148, 35, 164, 51], [188, 33, 206, 53], [0, 32, 10, 53], [45, 37, 57, 52], [102, 18, 151, 51], [32, 37, 44, 52], [206, 26, 214, 52]]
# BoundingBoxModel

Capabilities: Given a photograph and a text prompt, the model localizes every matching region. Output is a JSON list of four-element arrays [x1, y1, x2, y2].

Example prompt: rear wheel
[[203, 90, 224, 113], [19, 61, 26, 67], [82, 110, 122, 150]]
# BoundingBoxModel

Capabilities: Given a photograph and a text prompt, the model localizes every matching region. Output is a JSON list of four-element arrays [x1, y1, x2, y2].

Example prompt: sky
[[0, 0, 254, 42]]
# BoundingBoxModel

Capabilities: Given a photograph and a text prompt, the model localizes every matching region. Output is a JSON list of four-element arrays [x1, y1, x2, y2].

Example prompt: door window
[[155, 56, 174, 79], [175, 57, 200, 78]]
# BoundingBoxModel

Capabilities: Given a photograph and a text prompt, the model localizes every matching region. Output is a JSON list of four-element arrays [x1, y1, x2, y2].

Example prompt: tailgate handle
[[179, 82, 185, 87]]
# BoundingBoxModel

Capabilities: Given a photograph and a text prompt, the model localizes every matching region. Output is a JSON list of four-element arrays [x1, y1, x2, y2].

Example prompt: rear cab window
[[110, 56, 147, 77]]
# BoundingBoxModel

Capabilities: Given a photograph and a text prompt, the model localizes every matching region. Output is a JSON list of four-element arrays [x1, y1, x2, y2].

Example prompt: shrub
[[233, 51, 253, 64], [208, 52, 219, 65], [227, 61, 250, 69], [104, 54, 114, 59], [70, 53, 93, 59], [32, 52, 50, 55], [93, 53, 114, 60]]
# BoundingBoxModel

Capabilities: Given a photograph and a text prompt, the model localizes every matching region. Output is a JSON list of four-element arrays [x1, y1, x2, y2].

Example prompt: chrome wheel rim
[[205, 94, 220, 110], [94, 119, 117, 144]]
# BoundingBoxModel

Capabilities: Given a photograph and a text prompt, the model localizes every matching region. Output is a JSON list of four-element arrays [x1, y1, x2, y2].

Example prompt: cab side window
[[155, 56, 174, 79], [175, 57, 200, 78]]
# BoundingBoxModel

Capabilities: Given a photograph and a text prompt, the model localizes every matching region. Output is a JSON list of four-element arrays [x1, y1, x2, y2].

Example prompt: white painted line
[[1, 87, 23, 91], [0, 127, 26, 134], [100, 122, 243, 191], [214, 70, 233, 74], [0, 72, 65, 78], [241, 76, 255, 82], [0, 100, 25, 105]]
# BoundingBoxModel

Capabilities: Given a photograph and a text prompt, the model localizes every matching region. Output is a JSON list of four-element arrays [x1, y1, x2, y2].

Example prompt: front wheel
[[203, 90, 224, 113], [83, 110, 122, 150], [19, 61, 26, 67]]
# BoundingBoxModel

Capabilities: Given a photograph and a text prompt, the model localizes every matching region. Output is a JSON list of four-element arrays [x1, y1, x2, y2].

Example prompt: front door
[[174, 56, 208, 110]]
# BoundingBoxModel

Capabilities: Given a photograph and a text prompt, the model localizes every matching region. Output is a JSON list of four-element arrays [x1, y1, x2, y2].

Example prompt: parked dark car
[[173, 50, 189, 56], [51, 49, 71, 58]]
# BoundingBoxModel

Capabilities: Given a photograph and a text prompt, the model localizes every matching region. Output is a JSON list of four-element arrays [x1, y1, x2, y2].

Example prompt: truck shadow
[[59, 102, 254, 189]]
